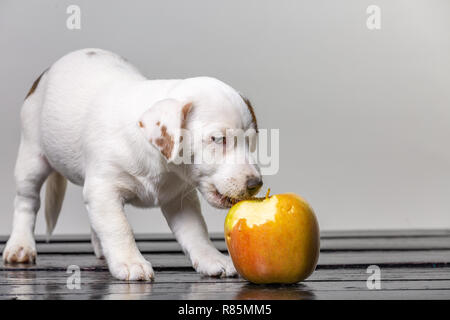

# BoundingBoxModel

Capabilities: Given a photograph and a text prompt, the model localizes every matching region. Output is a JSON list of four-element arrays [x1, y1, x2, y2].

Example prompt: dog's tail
[[44, 171, 67, 240]]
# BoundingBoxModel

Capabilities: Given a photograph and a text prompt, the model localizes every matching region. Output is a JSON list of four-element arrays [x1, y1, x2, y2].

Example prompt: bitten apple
[[224, 192, 320, 284]]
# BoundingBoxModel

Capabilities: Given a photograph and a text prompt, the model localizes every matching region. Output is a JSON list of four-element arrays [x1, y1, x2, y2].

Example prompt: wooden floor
[[1, 230, 449, 300]]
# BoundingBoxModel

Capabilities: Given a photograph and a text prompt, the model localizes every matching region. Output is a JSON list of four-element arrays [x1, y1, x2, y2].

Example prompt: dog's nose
[[246, 177, 263, 196]]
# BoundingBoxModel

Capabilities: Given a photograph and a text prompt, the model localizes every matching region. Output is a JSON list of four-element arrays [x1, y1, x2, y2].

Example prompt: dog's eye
[[211, 136, 226, 144]]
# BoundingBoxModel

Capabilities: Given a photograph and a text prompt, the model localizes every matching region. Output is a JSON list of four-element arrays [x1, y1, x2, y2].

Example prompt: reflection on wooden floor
[[1, 230, 449, 299]]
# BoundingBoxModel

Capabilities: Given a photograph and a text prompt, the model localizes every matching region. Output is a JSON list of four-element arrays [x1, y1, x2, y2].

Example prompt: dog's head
[[138, 77, 262, 208]]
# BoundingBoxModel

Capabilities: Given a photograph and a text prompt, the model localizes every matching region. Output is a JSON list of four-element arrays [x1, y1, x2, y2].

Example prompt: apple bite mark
[[225, 195, 279, 231]]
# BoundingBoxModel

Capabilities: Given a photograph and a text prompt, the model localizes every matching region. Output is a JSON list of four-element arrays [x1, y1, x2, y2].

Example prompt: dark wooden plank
[[0, 241, 227, 254], [0, 254, 190, 271], [2, 267, 450, 285], [2, 229, 450, 244], [3, 290, 450, 300], [0, 233, 218, 244], [318, 250, 450, 267], [319, 229, 450, 239], [1, 249, 450, 271], [3, 289, 449, 300], [3, 236, 450, 254], [320, 237, 450, 251], [0, 254, 189, 271], [1, 269, 449, 300]]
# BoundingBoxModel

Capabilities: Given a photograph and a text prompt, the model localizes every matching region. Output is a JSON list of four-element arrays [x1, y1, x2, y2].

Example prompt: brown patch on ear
[[181, 102, 192, 129], [25, 69, 48, 100], [155, 125, 174, 159], [138, 121, 145, 128], [156, 121, 160, 126], [239, 94, 258, 132]]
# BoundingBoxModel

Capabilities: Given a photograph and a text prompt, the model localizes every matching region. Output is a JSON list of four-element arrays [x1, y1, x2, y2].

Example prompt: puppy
[[2, 48, 262, 280]]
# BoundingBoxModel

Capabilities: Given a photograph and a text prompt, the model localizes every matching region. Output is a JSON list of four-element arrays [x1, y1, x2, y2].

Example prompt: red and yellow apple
[[224, 192, 320, 284]]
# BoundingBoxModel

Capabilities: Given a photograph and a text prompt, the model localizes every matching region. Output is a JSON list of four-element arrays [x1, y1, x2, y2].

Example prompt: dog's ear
[[138, 99, 192, 162]]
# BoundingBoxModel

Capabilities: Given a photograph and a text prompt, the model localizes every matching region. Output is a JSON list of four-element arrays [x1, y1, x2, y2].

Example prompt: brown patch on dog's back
[[155, 125, 174, 159], [25, 69, 47, 100], [240, 94, 258, 132]]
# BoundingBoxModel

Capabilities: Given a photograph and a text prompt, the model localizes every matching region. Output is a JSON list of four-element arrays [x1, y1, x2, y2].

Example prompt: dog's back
[[23, 49, 145, 184]]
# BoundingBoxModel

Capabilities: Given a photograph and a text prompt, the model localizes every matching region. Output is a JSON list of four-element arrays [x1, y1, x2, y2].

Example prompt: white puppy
[[2, 48, 262, 281]]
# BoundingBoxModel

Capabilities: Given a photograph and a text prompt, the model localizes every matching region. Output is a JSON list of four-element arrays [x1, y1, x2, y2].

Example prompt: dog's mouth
[[200, 184, 259, 209], [208, 188, 243, 209], [212, 189, 241, 208]]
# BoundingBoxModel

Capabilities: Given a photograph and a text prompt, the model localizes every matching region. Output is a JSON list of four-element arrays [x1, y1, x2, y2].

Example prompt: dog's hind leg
[[3, 77, 52, 264], [3, 138, 52, 263]]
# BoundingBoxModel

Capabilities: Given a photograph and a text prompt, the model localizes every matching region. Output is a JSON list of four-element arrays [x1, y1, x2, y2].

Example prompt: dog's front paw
[[108, 257, 154, 281], [191, 248, 237, 278], [2, 235, 36, 264]]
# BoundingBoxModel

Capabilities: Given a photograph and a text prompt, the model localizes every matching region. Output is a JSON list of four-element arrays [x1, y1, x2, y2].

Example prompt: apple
[[224, 191, 320, 284]]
